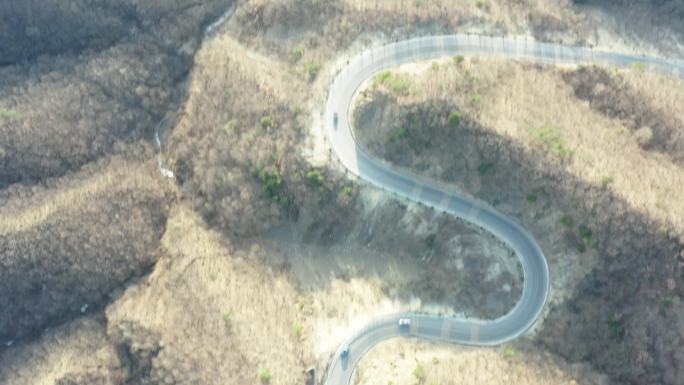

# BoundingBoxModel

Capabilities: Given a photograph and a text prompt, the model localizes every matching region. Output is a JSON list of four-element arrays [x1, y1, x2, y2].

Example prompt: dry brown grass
[[105, 203, 312, 385], [352, 57, 684, 384], [355, 339, 606, 385], [342, 0, 582, 32], [0, 316, 123, 385], [469, 60, 683, 233], [0, 149, 169, 235], [229, 0, 589, 74], [0, 143, 173, 341], [357, 57, 684, 234]]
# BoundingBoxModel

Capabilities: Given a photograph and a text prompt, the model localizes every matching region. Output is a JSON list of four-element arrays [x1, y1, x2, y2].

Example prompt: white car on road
[[398, 318, 411, 327]]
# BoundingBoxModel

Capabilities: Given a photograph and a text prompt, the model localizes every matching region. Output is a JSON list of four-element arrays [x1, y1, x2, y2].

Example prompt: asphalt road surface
[[323, 34, 683, 385]]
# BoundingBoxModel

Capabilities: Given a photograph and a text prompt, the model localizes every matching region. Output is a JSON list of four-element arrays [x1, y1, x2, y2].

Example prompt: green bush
[[601, 175, 614, 187], [526, 194, 537, 203], [469, 94, 481, 106], [201, 201, 215, 218], [258, 169, 284, 201], [585, 236, 598, 248], [503, 345, 516, 358], [260, 115, 274, 129], [530, 126, 574, 158], [607, 313, 625, 337], [259, 369, 272, 384], [373, 70, 411, 94], [413, 364, 426, 381], [453, 55, 464, 65], [658, 225, 669, 237], [306, 169, 325, 187], [306, 61, 321, 80], [0, 108, 18, 119], [660, 296, 673, 312], [478, 162, 495, 175], [373, 71, 392, 87], [576, 242, 587, 253], [292, 322, 304, 339], [448, 111, 461, 127], [424, 234, 436, 249], [578, 225, 593, 239], [289, 46, 304, 62], [560, 215, 574, 227], [387, 127, 409, 144], [222, 312, 232, 327], [631, 62, 645, 72]]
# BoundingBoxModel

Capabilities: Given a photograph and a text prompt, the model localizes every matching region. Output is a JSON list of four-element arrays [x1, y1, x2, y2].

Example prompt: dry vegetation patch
[[5, 0, 683, 383], [229, 0, 588, 67], [563, 65, 684, 165], [167, 33, 357, 239], [0, 316, 124, 385], [577, 0, 684, 56], [0, 145, 171, 342], [0, 41, 185, 187], [355, 56, 684, 236], [104, 204, 312, 385], [355, 339, 607, 385], [0, 0, 233, 65], [0, 0, 234, 187], [352, 57, 684, 384]]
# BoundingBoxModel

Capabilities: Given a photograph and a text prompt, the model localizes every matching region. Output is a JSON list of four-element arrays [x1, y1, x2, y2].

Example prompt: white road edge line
[[322, 34, 683, 385]]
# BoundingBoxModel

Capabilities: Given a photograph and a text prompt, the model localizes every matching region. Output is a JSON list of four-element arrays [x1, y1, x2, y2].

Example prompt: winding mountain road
[[323, 34, 683, 385]]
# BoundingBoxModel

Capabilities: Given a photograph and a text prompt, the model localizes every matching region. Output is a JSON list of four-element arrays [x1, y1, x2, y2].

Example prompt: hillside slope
[[352, 57, 684, 384]]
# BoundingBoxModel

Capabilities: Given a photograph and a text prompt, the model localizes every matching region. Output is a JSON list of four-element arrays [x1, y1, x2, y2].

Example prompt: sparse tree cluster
[[167, 36, 358, 239]]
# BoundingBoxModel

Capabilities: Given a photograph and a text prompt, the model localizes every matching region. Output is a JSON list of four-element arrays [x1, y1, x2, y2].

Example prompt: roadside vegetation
[[352, 56, 684, 384], [356, 339, 603, 385], [373, 71, 412, 94], [167, 35, 358, 239], [3, 0, 684, 384]]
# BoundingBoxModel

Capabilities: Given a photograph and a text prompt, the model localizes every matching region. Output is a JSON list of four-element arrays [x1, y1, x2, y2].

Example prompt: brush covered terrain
[[1, 1, 683, 385], [352, 57, 684, 384]]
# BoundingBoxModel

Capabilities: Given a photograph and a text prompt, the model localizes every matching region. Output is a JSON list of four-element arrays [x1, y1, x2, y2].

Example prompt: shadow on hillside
[[296, 102, 682, 384]]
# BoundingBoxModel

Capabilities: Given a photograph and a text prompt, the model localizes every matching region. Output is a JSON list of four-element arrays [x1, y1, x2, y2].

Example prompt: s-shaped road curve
[[323, 34, 684, 385]]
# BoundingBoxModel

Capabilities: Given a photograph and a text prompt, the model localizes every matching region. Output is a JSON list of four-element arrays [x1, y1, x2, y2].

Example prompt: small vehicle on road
[[333, 112, 338, 129], [399, 318, 411, 327], [340, 345, 350, 357]]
